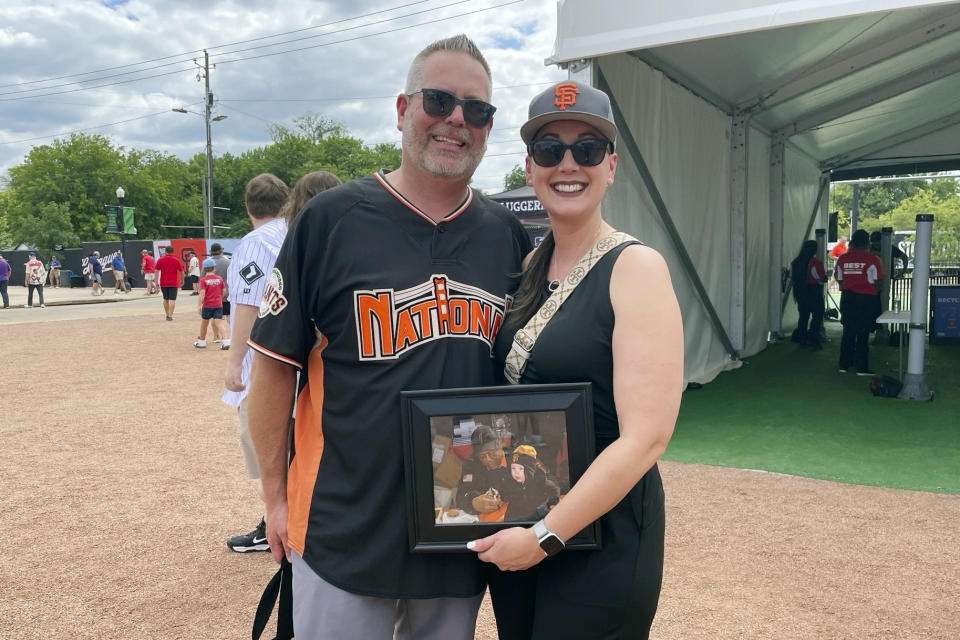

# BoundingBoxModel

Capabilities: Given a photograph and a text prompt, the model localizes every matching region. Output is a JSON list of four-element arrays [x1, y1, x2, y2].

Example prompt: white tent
[[545, 0, 960, 383]]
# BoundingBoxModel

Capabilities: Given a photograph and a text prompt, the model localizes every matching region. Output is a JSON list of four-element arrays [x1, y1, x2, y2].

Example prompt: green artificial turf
[[663, 322, 960, 494]]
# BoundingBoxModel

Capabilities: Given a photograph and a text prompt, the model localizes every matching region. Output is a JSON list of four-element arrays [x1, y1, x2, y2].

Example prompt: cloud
[[0, 0, 568, 193]]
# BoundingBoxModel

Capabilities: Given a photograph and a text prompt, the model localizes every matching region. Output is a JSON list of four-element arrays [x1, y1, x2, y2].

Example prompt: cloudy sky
[[0, 0, 568, 194]]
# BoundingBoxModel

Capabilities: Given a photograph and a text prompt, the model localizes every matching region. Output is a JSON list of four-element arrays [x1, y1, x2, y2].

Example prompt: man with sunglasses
[[245, 34, 531, 640]]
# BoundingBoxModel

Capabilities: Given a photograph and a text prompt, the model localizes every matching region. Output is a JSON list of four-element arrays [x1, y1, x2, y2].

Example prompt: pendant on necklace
[[547, 279, 560, 292]]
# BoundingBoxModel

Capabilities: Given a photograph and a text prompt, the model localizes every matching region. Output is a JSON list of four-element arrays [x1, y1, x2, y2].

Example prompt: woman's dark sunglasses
[[529, 138, 613, 167], [409, 88, 496, 128]]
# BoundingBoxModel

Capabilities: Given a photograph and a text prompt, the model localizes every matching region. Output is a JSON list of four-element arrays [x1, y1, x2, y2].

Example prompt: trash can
[[70, 272, 87, 288], [60, 270, 72, 287]]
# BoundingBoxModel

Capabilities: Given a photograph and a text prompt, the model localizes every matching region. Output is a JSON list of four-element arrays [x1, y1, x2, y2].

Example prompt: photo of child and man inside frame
[[431, 411, 569, 525]]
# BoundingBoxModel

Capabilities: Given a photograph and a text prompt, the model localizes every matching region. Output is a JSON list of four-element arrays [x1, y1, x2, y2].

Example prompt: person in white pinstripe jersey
[[222, 173, 290, 552]]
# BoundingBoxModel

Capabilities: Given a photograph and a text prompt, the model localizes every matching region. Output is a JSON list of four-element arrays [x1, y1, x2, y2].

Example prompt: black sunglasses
[[528, 138, 613, 168], [409, 88, 496, 128]]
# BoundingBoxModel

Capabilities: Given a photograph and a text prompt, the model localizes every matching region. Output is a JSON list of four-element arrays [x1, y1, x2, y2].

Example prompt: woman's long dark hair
[[506, 229, 556, 330]]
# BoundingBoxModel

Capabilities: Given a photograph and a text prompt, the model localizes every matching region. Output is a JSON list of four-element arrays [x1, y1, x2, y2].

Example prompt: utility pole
[[173, 50, 226, 240], [203, 49, 214, 241]]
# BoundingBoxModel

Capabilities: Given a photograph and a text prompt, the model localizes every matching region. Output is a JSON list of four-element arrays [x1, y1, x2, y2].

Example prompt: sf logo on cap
[[553, 83, 579, 110]]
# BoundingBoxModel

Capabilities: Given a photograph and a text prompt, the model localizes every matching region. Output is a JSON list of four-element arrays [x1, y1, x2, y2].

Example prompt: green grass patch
[[664, 323, 960, 494]]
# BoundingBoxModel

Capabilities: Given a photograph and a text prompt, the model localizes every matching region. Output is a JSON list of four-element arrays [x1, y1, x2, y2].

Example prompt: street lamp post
[[172, 104, 227, 239], [116, 186, 127, 286]]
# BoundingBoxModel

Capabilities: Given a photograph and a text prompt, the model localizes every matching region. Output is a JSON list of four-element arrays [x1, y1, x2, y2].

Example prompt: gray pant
[[291, 552, 482, 640]]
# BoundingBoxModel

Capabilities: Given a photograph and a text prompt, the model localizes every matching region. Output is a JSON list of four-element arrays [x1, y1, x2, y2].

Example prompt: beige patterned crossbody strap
[[503, 231, 637, 384]]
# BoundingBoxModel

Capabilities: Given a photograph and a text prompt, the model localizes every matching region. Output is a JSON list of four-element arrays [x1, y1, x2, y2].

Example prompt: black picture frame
[[400, 382, 600, 553]]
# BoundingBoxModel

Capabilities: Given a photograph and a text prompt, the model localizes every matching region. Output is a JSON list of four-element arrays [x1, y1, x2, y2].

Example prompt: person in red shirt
[[834, 230, 883, 375], [829, 235, 848, 260], [140, 249, 158, 295], [194, 258, 227, 348], [154, 245, 184, 321]]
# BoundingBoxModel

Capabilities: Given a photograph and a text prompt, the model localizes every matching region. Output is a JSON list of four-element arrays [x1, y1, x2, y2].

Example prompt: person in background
[[88, 251, 104, 296], [24, 252, 47, 308], [834, 229, 883, 376], [186, 251, 201, 296], [281, 170, 343, 225], [790, 240, 827, 349], [112, 251, 127, 295], [194, 258, 227, 349], [141, 249, 158, 295], [244, 35, 530, 640], [222, 173, 290, 554], [208, 243, 232, 346], [829, 235, 848, 261], [0, 254, 11, 309], [154, 245, 184, 320], [48, 256, 61, 288], [472, 80, 684, 640]]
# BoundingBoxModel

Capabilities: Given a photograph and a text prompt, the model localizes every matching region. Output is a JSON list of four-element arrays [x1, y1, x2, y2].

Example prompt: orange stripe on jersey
[[373, 171, 474, 224], [285, 335, 328, 556], [248, 339, 303, 370]]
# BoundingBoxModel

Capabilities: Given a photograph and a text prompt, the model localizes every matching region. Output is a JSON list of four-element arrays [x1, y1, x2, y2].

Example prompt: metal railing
[[889, 263, 960, 312]]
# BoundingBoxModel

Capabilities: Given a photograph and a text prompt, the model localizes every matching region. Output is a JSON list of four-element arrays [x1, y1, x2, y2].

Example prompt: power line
[[0, 0, 435, 91], [213, 1, 523, 67], [0, 109, 174, 145], [207, 0, 472, 62], [0, 0, 498, 100]]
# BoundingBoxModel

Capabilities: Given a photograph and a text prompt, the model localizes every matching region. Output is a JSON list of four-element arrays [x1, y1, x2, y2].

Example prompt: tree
[[5, 133, 127, 241], [829, 180, 925, 222], [869, 186, 960, 261], [503, 165, 527, 191], [7, 201, 80, 258]]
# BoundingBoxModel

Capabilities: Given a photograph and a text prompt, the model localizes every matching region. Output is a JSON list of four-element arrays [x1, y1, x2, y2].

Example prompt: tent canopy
[[549, 0, 960, 177], [537, 0, 960, 383]]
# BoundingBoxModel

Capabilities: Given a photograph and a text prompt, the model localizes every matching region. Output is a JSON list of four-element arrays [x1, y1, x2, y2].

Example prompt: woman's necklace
[[548, 222, 604, 292]]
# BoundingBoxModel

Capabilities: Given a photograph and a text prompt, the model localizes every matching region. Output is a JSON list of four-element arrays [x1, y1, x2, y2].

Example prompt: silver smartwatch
[[532, 519, 565, 557]]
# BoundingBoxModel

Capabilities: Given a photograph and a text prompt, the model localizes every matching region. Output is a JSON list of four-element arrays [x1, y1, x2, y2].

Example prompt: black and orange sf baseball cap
[[520, 80, 618, 146]]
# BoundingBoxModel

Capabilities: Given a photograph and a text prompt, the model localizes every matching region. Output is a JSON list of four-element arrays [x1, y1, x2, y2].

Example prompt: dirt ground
[[2, 308, 958, 639]]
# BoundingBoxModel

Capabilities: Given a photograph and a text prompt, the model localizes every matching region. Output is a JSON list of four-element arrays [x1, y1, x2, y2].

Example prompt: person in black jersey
[[245, 35, 531, 640], [468, 80, 684, 639]]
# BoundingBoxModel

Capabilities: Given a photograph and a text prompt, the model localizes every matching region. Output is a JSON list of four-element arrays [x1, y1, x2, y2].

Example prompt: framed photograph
[[400, 382, 600, 553]]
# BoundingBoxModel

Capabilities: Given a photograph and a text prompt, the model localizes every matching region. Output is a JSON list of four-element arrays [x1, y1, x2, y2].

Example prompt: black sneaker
[[226, 517, 270, 553]]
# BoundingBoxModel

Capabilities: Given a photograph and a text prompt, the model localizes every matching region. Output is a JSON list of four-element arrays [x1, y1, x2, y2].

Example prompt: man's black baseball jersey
[[249, 172, 531, 598]]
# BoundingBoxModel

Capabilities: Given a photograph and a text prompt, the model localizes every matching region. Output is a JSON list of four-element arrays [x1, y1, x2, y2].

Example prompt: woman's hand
[[468, 526, 545, 571]]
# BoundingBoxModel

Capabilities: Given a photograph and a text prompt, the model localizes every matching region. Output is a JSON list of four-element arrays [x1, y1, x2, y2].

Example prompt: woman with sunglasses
[[469, 80, 684, 639]]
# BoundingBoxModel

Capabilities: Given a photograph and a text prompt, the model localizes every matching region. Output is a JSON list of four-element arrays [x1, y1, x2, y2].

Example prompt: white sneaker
[[23, 303, 30, 308], [40, 304, 45, 308], [194, 339, 207, 349]]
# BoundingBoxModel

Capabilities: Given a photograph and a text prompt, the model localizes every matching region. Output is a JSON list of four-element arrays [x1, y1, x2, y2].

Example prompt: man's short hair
[[404, 34, 491, 98], [851, 229, 870, 249], [245, 173, 290, 220], [210, 242, 223, 253], [93, 251, 100, 256], [141, 249, 148, 254], [165, 246, 174, 254]]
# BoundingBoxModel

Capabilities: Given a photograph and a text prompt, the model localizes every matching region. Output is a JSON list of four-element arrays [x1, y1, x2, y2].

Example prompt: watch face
[[539, 533, 565, 557]]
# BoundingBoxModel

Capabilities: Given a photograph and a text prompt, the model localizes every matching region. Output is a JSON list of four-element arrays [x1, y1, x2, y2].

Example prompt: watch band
[[532, 519, 565, 557]]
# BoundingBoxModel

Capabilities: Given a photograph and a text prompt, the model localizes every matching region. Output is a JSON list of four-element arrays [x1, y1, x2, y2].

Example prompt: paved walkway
[[0, 284, 191, 325]]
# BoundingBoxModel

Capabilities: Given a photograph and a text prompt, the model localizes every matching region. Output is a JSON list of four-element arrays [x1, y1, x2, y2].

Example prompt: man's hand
[[468, 526, 545, 571], [471, 488, 502, 514], [224, 361, 245, 392], [265, 499, 291, 564]]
